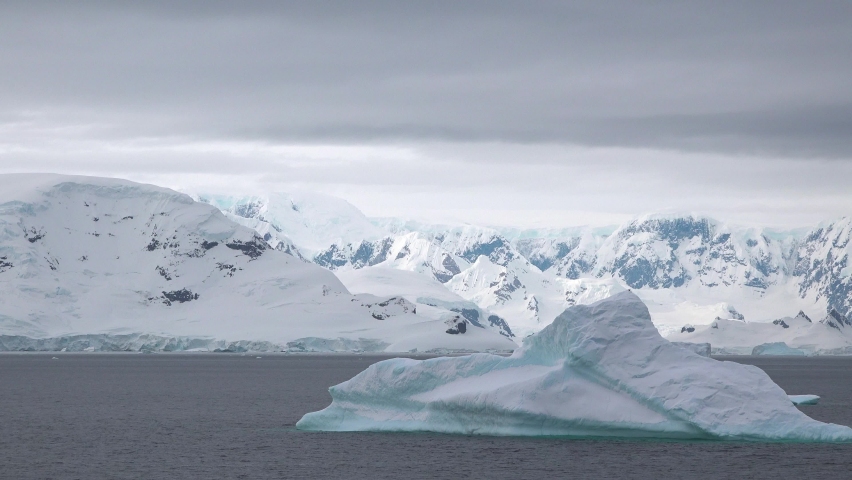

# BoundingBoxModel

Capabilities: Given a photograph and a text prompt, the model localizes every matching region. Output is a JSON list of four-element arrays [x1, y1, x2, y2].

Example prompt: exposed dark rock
[[772, 319, 790, 328], [155, 266, 172, 281], [744, 277, 768, 289], [145, 237, 161, 251], [558, 254, 596, 280], [161, 288, 199, 306], [681, 325, 695, 333], [727, 306, 745, 321], [517, 238, 579, 272], [433, 254, 462, 283], [201, 240, 218, 250], [232, 202, 264, 219], [24, 227, 45, 243], [459, 236, 515, 264], [822, 309, 852, 330], [442, 254, 461, 275], [273, 241, 303, 259], [0, 255, 13, 273], [216, 262, 239, 277], [486, 314, 514, 338], [445, 317, 467, 335], [313, 244, 350, 269], [395, 245, 410, 260], [45, 256, 58, 271], [351, 238, 394, 268], [449, 308, 482, 327], [226, 236, 267, 259], [489, 272, 523, 302], [792, 224, 852, 318], [526, 295, 539, 313]]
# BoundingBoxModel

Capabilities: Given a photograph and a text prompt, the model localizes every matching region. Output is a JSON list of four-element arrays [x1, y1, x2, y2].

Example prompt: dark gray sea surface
[[2, 354, 852, 480]]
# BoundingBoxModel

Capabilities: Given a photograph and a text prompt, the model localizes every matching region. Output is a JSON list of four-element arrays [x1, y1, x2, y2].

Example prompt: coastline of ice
[[298, 292, 852, 441]]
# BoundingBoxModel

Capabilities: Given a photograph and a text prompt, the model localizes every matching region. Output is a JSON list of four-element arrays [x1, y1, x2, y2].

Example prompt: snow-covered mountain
[[201, 193, 852, 348], [307, 226, 621, 335], [0, 175, 516, 353], [197, 192, 385, 257], [791, 218, 852, 319]]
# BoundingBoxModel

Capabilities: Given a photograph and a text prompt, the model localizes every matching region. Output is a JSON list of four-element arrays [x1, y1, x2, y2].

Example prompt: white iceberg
[[789, 395, 820, 406], [298, 292, 852, 441]]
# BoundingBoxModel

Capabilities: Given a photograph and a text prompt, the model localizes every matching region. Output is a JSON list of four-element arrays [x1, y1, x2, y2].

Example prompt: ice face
[[298, 292, 852, 441]]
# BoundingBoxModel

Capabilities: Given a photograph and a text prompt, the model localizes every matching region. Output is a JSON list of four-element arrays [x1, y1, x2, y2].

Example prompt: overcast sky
[[1, 1, 851, 228]]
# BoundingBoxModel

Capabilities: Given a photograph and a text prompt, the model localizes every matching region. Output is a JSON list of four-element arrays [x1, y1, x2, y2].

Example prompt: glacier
[[298, 292, 852, 441]]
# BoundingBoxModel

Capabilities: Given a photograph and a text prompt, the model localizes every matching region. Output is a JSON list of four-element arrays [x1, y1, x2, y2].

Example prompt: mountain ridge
[[198, 193, 851, 340]]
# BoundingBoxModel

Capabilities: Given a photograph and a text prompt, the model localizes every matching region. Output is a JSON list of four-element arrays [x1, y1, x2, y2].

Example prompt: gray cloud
[[1, 0, 851, 157], [1, 1, 851, 229]]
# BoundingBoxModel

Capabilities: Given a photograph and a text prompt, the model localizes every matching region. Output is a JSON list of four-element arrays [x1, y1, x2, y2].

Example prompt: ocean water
[[1, 354, 851, 479]]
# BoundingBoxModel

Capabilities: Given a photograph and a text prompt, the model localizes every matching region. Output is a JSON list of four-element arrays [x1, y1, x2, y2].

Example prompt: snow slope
[[0, 175, 514, 352], [298, 292, 852, 441]]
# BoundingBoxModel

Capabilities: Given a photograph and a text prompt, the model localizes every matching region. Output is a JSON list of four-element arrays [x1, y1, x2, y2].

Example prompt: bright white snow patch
[[298, 292, 852, 441]]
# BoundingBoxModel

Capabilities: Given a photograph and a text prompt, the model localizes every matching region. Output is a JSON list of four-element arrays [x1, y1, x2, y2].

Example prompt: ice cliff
[[298, 292, 852, 441]]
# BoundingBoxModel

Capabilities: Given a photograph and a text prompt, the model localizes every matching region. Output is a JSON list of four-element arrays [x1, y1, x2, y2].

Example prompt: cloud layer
[[1, 1, 850, 227]]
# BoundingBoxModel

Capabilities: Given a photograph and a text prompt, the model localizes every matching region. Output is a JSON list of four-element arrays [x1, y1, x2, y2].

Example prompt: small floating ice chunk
[[51, 357, 58, 360], [789, 395, 820, 406], [297, 292, 852, 442]]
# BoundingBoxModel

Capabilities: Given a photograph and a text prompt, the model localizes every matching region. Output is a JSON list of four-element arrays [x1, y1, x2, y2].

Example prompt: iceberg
[[789, 395, 820, 406], [297, 292, 852, 441]]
